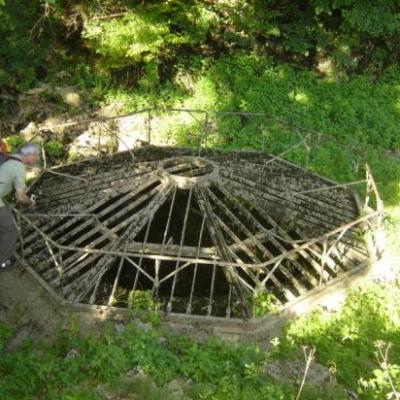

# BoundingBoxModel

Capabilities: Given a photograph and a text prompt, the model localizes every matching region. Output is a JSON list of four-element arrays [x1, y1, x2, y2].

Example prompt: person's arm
[[13, 163, 35, 206], [15, 189, 35, 207]]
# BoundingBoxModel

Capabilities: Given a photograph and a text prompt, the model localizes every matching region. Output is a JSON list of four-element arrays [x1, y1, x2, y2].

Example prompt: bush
[[0, 1, 51, 91], [44, 140, 65, 159]]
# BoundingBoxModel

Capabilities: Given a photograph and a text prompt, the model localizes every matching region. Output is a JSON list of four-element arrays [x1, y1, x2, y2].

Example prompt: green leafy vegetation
[[0, 319, 288, 399], [0, 323, 12, 352], [2, 0, 400, 93], [250, 290, 279, 316], [1, 281, 400, 399], [4, 135, 24, 153], [0, 0, 52, 92], [273, 282, 400, 389], [44, 140, 65, 160], [127, 290, 161, 326]]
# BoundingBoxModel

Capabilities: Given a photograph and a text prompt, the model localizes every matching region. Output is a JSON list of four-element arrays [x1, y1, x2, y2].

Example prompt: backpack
[[0, 138, 9, 166], [0, 139, 22, 166]]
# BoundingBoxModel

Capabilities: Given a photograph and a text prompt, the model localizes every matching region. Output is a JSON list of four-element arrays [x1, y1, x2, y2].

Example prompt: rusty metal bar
[[23, 171, 158, 248], [207, 187, 304, 296], [160, 185, 177, 254], [59, 183, 173, 297], [12, 202, 378, 271], [132, 213, 154, 292], [186, 215, 206, 315], [44, 181, 163, 280], [195, 186, 250, 318], [207, 262, 217, 316], [107, 241, 130, 306], [167, 187, 193, 313]]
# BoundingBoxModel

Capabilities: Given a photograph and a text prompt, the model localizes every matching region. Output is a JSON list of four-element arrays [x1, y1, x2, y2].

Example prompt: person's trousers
[[0, 205, 18, 263]]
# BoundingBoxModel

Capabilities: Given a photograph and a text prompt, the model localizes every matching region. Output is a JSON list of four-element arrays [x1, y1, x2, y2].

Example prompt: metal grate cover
[[17, 146, 375, 318]]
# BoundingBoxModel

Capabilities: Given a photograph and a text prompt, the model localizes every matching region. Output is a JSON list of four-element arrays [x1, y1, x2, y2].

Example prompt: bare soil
[[0, 266, 64, 342]]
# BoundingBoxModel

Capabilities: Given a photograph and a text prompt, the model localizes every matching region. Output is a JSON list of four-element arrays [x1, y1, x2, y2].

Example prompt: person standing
[[0, 143, 39, 270]]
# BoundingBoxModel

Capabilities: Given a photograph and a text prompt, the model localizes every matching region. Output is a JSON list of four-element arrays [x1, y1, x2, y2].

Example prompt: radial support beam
[[195, 186, 250, 318], [167, 187, 193, 313], [207, 186, 305, 297], [63, 183, 174, 301]]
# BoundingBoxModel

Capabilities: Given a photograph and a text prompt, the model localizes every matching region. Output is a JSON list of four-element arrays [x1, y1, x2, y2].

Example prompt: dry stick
[[296, 346, 316, 400], [226, 284, 233, 318], [153, 259, 160, 300], [376, 342, 400, 400], [57, 250, 66, 295], [364, 168, 374, 212], [29, 2, 51, 40], [212, 215, 263, 289], [158, 261, 194, 286], [307, 244, 337, 279], [208, 226, 259, 294]]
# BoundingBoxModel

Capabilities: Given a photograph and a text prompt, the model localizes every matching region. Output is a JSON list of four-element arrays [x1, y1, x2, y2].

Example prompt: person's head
[[18, 143, 40, 165]]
